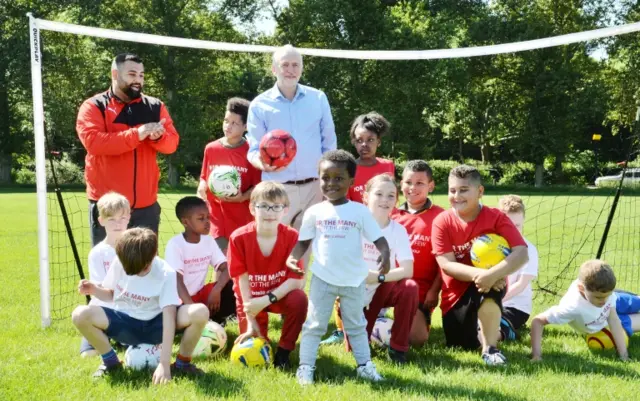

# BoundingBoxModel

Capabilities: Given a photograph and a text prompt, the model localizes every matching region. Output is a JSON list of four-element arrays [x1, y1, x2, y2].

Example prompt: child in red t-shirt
[[391, 160, 444, 346], [321, 112, 395, 346], [228, 181, 307, 370], [431, 165, 528, 366], [198, 98, 261, 253], [347, 112, 395, 204]]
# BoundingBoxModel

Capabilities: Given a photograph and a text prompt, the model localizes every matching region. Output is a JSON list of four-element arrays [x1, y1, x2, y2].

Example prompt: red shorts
[[191, 282, 215, 304]]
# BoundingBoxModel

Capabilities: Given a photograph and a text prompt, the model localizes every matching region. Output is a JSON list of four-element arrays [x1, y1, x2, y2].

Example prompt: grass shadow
[[105, 366, 247, 397]]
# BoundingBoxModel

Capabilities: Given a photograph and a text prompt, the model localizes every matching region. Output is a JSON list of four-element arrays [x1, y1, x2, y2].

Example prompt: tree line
[[2, 0, 640, 187]]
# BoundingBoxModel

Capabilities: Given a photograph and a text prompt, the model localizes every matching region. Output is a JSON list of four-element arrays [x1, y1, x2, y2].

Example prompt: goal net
[[28, 14, 640, 327]]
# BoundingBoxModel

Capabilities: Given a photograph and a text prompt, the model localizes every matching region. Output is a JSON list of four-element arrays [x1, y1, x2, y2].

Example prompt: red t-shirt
[[431, 206, 526, 315], [347, 158, 395, 203], [391, 201, 445, 290], [228, 222, 302, 299], [200, 139, 261, 238]]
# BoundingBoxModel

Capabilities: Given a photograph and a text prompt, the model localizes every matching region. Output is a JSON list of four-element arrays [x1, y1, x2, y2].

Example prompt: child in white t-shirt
[[358, 174, 417, 364], [531, 260, 640, 361], [72, 228, 209, 384], [164, 196, 235, 323], [496, 195, 539, 341], [287, 150, 391, 385], [81, 192, 131, 357]]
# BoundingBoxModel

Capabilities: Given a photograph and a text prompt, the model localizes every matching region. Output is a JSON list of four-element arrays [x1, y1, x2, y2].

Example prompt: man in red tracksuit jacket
[[76, 53, 179, 246]]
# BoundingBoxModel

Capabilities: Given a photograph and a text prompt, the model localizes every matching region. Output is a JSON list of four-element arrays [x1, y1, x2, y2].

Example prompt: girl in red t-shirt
[[347, 112, 395, 204], [197, 98, 261, 253]]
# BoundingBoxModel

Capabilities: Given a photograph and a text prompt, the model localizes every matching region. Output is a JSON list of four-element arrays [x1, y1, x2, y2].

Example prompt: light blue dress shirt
[[247, 83, 337, 182]]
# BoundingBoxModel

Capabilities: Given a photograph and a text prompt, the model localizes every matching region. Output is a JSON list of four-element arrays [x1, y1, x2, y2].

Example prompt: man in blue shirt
[[247, 45, 337, 230]]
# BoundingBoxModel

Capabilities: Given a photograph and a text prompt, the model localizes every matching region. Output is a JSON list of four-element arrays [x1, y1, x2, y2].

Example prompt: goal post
[[28, 14, 640, 328]]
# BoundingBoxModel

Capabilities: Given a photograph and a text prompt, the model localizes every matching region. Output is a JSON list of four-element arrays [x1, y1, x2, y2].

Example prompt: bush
[[13, 154, 84, 185], [497, 162, 536, 185]]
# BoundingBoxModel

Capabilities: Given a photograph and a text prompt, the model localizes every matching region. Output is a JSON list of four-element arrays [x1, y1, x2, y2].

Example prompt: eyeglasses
[[253, 204, 286, 212]]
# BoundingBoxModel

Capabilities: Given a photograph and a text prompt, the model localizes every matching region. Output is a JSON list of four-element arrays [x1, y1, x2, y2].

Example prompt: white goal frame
[[28, 12, 640, 327]]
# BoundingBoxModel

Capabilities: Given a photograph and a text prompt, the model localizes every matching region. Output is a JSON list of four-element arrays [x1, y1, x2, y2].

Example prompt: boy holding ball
[[432, 165, 528, 365]]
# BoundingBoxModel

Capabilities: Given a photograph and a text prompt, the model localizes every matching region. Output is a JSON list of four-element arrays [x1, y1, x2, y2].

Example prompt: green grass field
[[1, 190, 639, 400]]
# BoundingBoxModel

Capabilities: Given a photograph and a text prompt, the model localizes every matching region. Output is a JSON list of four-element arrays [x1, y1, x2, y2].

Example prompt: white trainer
[[356, 361, 384, 382], [296, 364, 315, 386]]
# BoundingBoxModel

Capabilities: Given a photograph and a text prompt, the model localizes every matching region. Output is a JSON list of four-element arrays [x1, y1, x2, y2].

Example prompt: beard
[[118, 79, 142, 99]]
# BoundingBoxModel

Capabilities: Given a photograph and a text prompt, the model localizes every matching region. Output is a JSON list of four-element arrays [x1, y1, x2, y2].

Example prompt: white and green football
[[208, 165, 241, 198]]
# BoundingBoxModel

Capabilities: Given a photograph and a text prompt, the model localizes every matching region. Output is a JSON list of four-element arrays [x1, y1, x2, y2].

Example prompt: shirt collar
[[269, 83, 306, 101], [396, 198, 433, 214]]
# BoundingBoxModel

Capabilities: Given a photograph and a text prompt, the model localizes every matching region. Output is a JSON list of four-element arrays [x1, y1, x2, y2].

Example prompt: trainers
[[482, 346, 507, 366], [320, 330, 344, 346], [500, 317, 518, 341], [356, 361, 384, 382], [170, 362, 205, 377], [274, 347, 291, 370], [296, 364, 315, 386], [93, 362, 122, 378], [387, 348, 407, 365]]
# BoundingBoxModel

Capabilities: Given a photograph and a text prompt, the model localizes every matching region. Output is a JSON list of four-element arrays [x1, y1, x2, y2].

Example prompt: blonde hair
[[115, 228, 158, 275], [579, 259, 616, 293], [497, 194, 525, 216], [364, 173, 397, 195], [97, 192, 130, 219], [250, 181, 290, 206]]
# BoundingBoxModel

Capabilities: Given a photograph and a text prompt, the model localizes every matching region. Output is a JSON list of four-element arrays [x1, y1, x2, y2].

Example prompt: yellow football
[[230, 337, 273, 367], [586, 328, 629, 350], [470, 234, 511, 269]]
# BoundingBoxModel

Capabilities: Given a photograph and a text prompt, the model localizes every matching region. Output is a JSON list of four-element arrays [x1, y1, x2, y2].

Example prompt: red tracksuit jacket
[[76, 88, 179, 208]]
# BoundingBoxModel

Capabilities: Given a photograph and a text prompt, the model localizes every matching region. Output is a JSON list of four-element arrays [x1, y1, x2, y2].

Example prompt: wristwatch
[[267, 292, 278, 304], [377, 274, 386, 283]]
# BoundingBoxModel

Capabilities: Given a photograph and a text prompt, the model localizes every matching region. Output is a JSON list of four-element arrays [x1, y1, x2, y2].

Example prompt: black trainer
[[93, 361, 123, 378], [274, 347, 291, 370], [387, 347, 407, 365]]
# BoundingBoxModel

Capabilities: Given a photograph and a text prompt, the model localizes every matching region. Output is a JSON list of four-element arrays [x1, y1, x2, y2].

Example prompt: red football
[[259, 129, 297, 168]]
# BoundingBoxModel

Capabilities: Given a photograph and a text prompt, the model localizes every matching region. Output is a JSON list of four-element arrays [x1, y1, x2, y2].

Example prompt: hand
[[148, 119, 167, 140], [244, 296, 269, 317], [219, 191, 246, 203], [256, 157, 287, 173], [491, 278, 507, 292], [365, 270, 379, 285], [474, 269, 498, 293], [424, 289, 439, 309], [531, 355, 542, 362], [152, 361, 172, 385], [207, 287, 222, 313], [377, 254, 390, 275], [78, 279, 95, 296], [138, 118, 166, 140], [235, 326, 262, 345], [286, 255, 304, 275], [619, 354, 630, 362]]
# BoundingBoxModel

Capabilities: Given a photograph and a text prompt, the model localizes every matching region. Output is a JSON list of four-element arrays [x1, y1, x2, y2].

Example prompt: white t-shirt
[[503, 239, 538, 314], [88, 241, 116, 307], [544, 280, 617, 334], [299, 201, 384, 287], [102, 256, 181, 321], [363, 220, 414, 305], [164, 234, 226, 296]]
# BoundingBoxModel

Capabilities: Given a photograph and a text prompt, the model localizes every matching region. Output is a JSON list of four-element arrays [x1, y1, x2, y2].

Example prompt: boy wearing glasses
[[227, 181, 308, 369], [197, 97, 262, 253]]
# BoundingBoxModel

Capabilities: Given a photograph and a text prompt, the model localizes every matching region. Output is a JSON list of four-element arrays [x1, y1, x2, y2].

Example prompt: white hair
[[272, 45, 303, 66]]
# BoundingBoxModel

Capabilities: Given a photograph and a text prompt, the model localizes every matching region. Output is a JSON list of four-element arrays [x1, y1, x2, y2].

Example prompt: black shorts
[[502, 307, 529, 331], [442, 284, 504, 350]]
